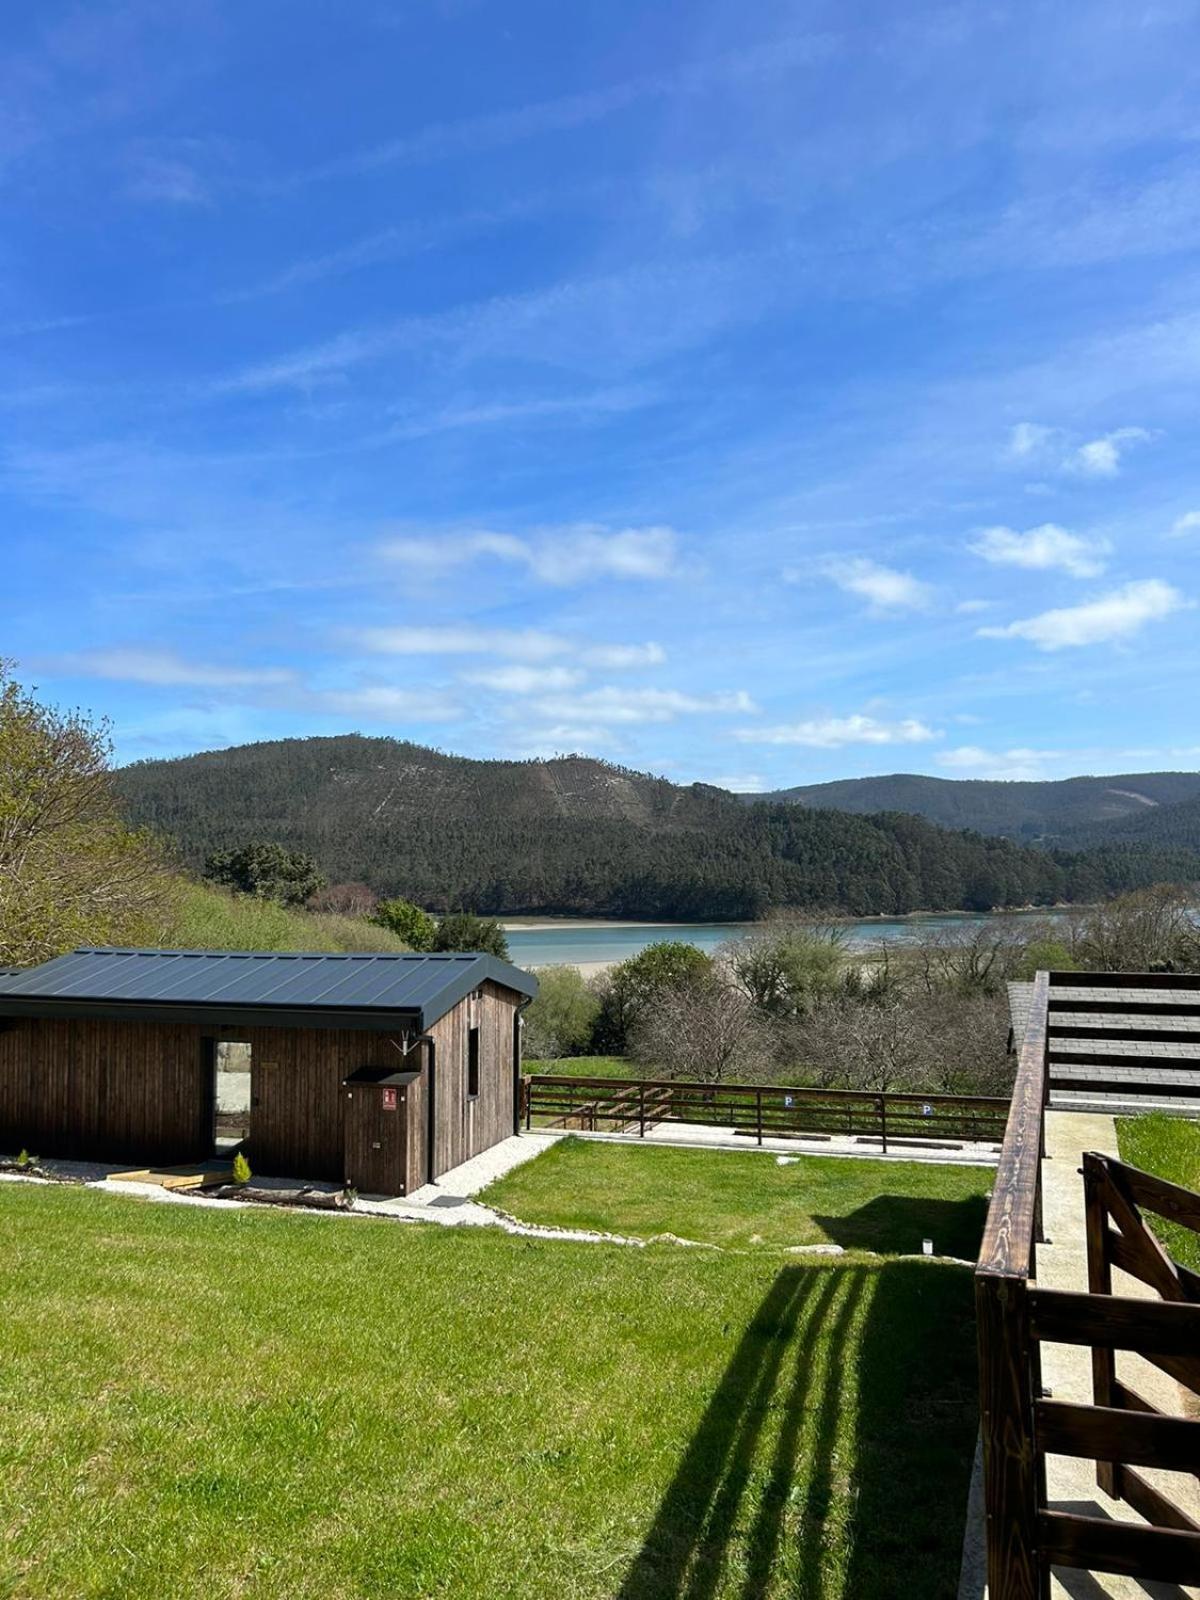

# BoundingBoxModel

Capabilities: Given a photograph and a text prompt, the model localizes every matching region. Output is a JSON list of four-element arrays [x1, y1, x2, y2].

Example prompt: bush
[[630, 974, 774, 1083], [231, 1151, 251, 1185], [432, 912, 509, 959], [204, 842, 326, 907], [1067, 885, 1200, 972], [373, 898, 436, 951], [165, 880, 409, 954], [592, 941, 714, 1053], [523, 966, 601, 1062], [722, 919, 847, 1017]]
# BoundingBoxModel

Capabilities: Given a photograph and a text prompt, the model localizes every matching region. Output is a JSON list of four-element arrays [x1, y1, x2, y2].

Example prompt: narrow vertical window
[[467, 1026, 480, 1099]]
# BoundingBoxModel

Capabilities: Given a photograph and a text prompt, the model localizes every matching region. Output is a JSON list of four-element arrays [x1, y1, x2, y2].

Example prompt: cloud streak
[[979, 578, 1187, 650], [970, 523, 1109, 579]]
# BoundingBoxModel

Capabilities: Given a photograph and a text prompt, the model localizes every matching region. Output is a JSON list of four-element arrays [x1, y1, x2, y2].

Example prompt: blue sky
[[3, 0, 1200, 789]]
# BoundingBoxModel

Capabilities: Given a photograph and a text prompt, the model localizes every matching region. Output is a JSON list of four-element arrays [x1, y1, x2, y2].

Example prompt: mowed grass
[[0, 1183, 979, 1600], [483, 1137, 993, 1258], [1115, 1112, 1200, 1272]]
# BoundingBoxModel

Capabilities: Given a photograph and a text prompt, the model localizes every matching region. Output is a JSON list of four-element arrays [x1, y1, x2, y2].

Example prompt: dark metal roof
[[0, 947, 537, 1033]]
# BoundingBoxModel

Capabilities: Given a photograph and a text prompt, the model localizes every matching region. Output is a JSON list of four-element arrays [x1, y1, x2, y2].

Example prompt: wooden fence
[[524, 1074, 1009, 1153], [976, 969, 1200, 1598]]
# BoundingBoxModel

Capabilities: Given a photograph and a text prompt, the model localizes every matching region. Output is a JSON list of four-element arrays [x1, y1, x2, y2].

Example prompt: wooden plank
[[1107, 1229, 1200, 1303], [976, 1271, 1043, 1600], [1120, 1466, 1200, 1535], [1096, 1162, 1188, 1303], [1029, 1287, 1200, 1356], [1108, 1159, 1200, 1235], [1038, 1510, 1200, 1582], [1036, 1399, 1200, 1473]]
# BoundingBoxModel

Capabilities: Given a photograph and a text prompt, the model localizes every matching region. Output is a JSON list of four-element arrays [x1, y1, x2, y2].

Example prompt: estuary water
[[503, 909, 1063, 969]]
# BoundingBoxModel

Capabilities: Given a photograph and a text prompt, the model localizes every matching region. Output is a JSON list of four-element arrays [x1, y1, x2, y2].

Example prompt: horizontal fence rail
[[976, 969, 1200, 1600], [524, 1074, 1009, 1152]]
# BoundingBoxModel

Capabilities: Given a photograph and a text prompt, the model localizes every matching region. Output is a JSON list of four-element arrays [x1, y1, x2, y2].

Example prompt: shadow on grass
[[813, 1193, 989, 1259], [618, 1260, 978, 1600]]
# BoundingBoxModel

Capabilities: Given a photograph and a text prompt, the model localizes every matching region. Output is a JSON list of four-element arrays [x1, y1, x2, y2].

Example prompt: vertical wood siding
[[0, 986, 523, 1184], [426, 982, 522, 1180], [0, 1018, 212, 1165]]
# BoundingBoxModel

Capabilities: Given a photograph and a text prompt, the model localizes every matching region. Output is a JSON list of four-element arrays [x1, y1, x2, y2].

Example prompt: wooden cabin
[[0, 947, 538, 1195]]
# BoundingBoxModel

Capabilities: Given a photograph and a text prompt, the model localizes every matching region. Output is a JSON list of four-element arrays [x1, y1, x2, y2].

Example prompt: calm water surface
[[504, 909, 1063, 967]]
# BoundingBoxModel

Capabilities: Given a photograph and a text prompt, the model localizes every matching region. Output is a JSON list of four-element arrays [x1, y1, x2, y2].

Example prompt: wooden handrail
[[977, 969, 1049, 1280], [975, 978, 1200, 1599]]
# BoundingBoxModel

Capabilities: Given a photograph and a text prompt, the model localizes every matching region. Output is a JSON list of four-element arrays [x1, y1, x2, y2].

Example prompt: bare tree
[[308, 881, 377, 918], [787, 988, 1012, 1096], [630, 977, 774, 1083], [1067, 886, 1200, 973]]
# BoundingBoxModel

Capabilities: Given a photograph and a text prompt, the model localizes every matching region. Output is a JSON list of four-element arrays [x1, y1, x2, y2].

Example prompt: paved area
[[567, 1118, 1001, 1166], [962, 1110, 1199, 1600]]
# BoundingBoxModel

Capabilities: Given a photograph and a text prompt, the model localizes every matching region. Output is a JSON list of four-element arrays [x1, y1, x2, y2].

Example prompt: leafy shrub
[[231, 1151, 251, 1185], [373, 898, 436, 951]]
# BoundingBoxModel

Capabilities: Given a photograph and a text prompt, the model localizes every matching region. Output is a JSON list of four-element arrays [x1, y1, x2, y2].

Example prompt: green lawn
[[1115, 1112, 1200, 1272], [0, 1183, 980, 1600], [483, 1138, 993, 1258]]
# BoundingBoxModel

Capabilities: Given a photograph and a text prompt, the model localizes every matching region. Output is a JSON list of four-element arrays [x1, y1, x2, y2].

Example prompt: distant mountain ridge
[[113, 735, 1200, 920], [756, 771, 1200, 839]]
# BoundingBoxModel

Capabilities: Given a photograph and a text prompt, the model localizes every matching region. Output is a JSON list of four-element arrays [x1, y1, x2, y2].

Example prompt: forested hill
[[114, 735, 1200, 920], [758, 771, 1200, 839], [1063, 793, 1200, 851]]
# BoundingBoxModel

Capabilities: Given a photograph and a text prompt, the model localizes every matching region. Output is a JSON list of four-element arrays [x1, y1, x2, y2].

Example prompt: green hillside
[[758, 771, 1200, 839], [114, 735, 1200, 920]]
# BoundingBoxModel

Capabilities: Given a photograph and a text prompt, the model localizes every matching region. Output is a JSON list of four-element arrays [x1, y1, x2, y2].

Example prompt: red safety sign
[[381, 1086, 398, 1111]]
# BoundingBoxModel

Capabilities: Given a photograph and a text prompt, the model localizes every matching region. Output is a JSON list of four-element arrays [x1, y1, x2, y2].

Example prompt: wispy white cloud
[[358, 625, 664, 669], [463, 664, 584, 694], [47, 648, 295, 688], [531, 687, 756, 726], [820, 557, 933, 613], [581, 642, 666, 669], [733, 714, 938, 748], [1066, 426, 1152, 477], [380, 523, 681, 585], [978, 578, 1187, 650], [970, 522, 1109, 578], [310, 685, 462, 722], [359, 625, 567, 663], [1007, 421, 1058, 460], [1170, 510, 1200, 537], [937, 745, 1063, 781]]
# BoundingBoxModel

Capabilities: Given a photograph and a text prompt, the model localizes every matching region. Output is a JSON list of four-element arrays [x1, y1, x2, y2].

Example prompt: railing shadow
[[617, 1258, 979, 1599], [812, 1193, 989, 1260]]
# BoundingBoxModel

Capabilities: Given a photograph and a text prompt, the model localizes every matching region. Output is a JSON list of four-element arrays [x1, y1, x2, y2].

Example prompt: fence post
[[976, 1271, 1044, 1600], [524, 1077, 532, 1131], [1082, 1153, 1119, 1499], [639, 1080, 646, 1138], [878, 1094, 888, 1154], [756, 1087, 763, 1146]]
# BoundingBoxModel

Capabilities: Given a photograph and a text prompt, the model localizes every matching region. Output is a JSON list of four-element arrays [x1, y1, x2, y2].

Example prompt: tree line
[[114, 732, 1200, 919]]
